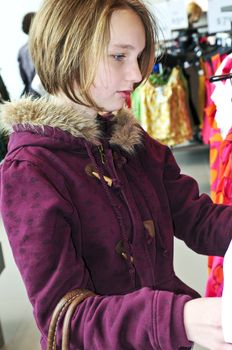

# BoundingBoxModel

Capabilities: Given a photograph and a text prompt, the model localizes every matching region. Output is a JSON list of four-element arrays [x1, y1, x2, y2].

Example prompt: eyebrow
[[110, 44, 144, 53], [111, 44, 135, 50]]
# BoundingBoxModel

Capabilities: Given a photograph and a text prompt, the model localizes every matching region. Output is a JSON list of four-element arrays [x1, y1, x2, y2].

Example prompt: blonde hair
[[29, 0, 158, 108]]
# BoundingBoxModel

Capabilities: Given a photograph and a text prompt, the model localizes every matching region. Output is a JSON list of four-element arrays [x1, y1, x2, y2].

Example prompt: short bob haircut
[[29, 0, 158, 109]]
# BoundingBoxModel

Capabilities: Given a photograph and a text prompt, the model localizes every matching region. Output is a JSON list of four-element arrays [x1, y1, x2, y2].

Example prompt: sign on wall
[[145, 0, 188, 40], [208, 0, 232, 33]]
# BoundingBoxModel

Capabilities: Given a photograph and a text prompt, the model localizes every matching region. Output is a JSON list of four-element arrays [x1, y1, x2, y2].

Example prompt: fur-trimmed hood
[[0, 96, 143, 154]]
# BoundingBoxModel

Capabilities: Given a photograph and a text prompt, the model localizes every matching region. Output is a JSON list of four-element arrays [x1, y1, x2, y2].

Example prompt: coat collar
[[0, 96, 143, 154]]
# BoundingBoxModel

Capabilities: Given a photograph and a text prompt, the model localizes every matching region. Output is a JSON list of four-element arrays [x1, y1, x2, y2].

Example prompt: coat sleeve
[[0, 158, 192, 350], [163, 146, 232, 256]]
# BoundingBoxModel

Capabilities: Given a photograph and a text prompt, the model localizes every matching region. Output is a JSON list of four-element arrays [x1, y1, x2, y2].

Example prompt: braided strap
[[47, 289, 96, 350]]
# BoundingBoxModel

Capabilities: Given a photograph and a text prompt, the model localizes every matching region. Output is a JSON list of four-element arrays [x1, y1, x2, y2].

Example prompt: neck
[[52, 94, 98, 119]]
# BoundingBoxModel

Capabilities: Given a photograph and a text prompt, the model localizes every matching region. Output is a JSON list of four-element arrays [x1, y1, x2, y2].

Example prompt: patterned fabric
[[132, 67, 193, 146], [215, 129, 232, 205], [206, 54, 232, 297], [201, 54, 222, 145], [206, 129, 232, 296], [209, 129, 223, 203]]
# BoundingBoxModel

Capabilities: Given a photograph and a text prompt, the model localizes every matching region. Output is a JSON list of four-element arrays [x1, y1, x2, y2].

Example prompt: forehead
[[109, 8, 146, 50]]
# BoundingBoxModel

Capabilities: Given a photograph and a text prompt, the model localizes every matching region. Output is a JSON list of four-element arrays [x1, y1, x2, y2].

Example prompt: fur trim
[[0, 96, 142, 153], [111, 108, 142, 154]]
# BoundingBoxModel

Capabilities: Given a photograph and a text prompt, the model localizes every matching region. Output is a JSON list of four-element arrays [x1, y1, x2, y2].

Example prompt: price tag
[[169, 0, 188, 30], [208, 0, 232, 33]]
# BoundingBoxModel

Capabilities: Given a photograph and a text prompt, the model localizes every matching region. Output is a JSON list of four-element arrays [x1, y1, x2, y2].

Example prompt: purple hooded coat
[[1, 97, 232, 350]]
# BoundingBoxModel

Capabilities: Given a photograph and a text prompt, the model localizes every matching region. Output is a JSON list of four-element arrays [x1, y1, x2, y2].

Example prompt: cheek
[[90, 82, 108, 97], [89, 81, 110, 102], [93, 61, 118, 90]]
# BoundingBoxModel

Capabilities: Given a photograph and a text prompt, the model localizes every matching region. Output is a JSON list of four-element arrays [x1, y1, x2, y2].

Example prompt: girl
[[1, 1, 232, 349]]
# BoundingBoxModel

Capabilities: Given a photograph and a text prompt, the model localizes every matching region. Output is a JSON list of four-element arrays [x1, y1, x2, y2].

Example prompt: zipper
[[97, 144, 106, 164]]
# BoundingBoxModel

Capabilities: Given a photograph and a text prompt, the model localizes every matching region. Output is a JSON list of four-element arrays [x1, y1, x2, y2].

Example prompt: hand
[[184, 297, 232, 350]]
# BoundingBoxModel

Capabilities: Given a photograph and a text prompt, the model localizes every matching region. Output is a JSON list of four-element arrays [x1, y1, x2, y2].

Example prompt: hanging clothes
[[182, 62, 201, 127], [206, 53, 232, 297], [131, 67, 193, 146], [201, 53, 222, 145], [0, 129, 8, 162], [0, 73, 10, 103], [198, 60, 206, 127], [0, 73, 10, 160], [153, 51, 205, 138]]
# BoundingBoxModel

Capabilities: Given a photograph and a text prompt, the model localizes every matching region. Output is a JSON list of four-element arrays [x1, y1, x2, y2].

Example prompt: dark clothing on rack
[[176, 28, 198, 51], [0, 130, 8, 161], [0, 74, 10, 160], [0, 74, 10, 103], [182, 64, 201, 127]]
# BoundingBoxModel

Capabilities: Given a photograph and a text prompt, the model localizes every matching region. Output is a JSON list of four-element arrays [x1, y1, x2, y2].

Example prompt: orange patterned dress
[[206, 53, 232, 297]]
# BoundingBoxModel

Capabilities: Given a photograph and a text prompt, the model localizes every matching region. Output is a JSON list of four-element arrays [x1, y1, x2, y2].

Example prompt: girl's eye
[[112, 54, 126, 61]]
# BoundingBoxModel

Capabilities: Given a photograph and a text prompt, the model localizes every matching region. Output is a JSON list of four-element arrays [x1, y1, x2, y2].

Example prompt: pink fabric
[[206, 54, 232, 297], [206, 130, 232, 296], [202, 54, 223, 145]]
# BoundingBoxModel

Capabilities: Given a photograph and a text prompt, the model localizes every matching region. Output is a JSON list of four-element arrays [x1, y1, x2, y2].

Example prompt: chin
[[105, 102, 125, 112], [97, 97, 125, 113]]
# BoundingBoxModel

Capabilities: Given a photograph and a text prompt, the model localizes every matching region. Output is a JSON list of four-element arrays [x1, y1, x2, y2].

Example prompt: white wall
[[0, 1, 42, 100]]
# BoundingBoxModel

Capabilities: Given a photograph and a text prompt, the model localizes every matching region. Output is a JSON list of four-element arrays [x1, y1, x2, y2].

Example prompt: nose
[[126, 61, 142, 84]]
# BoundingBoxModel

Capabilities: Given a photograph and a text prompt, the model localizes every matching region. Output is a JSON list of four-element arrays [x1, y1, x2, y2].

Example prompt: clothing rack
[[209, 72, 232, 83]]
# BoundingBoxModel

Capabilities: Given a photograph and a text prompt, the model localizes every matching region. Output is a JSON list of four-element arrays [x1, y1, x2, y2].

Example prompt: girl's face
[[90, 8, 146, 112]]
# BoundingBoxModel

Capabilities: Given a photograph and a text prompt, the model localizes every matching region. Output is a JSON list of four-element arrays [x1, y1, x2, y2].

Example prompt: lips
[[117, 90, 132, 99]]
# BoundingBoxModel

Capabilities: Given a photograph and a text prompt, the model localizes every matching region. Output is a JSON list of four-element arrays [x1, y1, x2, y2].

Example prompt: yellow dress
[[134, 67, 193, 146]]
